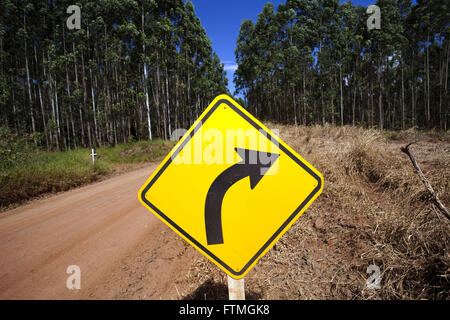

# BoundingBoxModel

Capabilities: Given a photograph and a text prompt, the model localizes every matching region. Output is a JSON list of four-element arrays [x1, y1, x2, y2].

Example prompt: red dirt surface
[[0, 164, 198, 299]]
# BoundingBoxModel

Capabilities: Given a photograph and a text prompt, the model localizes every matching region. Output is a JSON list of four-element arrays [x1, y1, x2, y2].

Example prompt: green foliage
[[0, 139, 174, 209], [0, 0, 228, 149], [234, 0, 449, 130], [0, 126, 37, 168]]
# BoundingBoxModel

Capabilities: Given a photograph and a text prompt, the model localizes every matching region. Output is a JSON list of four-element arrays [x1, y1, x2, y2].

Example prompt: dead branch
[[401, 142, 450, 222]]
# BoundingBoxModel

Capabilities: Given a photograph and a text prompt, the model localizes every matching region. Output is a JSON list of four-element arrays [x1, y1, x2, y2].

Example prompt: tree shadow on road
[[182, 279, 262, 300]]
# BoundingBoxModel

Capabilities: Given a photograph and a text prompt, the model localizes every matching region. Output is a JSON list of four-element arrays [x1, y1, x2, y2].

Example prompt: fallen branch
[[401, 142, 450, 222]]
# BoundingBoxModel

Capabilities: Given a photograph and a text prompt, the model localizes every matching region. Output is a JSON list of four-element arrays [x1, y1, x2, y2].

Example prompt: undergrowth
[[0, 129, 174, 209]]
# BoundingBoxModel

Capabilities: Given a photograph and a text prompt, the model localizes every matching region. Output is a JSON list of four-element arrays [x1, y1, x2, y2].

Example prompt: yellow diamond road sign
[[138, 94, 323, 279]]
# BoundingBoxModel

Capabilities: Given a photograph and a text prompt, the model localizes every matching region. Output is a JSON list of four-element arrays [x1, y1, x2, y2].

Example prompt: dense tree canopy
[[0, 0, 228, 150], [1, 0, 448, 154], [234, 0, 449, 130]]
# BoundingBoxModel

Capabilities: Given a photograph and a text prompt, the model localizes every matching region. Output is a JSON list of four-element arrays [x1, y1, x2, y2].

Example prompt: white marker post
[[227, 275, 245, 300], [90, 148, 97, 167]]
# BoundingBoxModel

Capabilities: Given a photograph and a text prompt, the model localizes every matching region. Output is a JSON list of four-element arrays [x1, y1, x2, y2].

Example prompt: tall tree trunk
[[23, 13, 35, 134], [401, 59, 405, 130], [63, 28, 76, 149], [80, 48, 92, 148], [293, 89, 297, 126], [151, 68, 162, 138], [175, 73, 179, 129], [54, 78, 61, 145], [73, 41, 85, 147], [339, 65, 344, 126], [410, 61, 415, 128], [426, 31, 431, 128], [142, 5, 152, 140], [48, 72, 59, 151], [370, 77, 374, 128], [377, 54, 384, 130], [157, 64, 167, 139], [89, 66, 99, 146], [303, 68, 306, 125], [34, 45, 48, 150], [165, 66, 171, 137], [445, 39, 449, 131]]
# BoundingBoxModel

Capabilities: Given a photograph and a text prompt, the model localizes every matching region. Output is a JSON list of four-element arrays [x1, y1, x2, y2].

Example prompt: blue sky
[[190, 0, 378, 95]]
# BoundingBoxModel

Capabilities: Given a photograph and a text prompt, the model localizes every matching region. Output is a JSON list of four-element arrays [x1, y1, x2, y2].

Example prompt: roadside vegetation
[[178, 125, 450, 300], [0, 126, 174, 210]]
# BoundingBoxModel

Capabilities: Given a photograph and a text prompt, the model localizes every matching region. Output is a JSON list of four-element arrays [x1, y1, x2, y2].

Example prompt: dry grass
[[178, 125, 450, 300]]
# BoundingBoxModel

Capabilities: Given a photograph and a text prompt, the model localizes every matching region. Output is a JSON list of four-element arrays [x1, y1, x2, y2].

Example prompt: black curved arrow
[[205, 148, 279, 245]]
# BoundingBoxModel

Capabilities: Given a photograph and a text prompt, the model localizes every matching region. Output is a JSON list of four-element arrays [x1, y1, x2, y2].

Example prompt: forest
[[234, 0, 449, 131], [0, 0, 449, 153], [0, 0, 228, 151]]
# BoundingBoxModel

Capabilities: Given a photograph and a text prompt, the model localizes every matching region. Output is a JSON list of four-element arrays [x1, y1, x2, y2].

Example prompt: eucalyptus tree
[[0, 0, 228, 150], [234, 0, 447, 130]]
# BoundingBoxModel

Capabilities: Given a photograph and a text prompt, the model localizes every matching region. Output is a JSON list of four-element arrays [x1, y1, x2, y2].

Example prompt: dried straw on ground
[[178, 125, 449, 300]]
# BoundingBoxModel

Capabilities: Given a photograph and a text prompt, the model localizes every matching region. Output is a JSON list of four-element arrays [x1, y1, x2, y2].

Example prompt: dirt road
[[0, 164, 198, 299]]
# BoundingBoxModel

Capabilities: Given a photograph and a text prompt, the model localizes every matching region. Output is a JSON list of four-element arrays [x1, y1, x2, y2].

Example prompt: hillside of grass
[[0, 128, 174, 210]]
